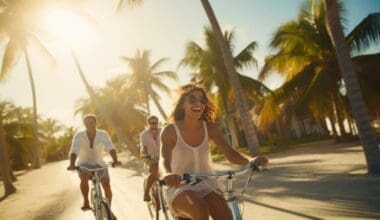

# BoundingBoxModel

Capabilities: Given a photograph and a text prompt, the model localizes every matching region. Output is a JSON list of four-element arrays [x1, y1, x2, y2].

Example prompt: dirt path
[[1, 140, 379, 219]]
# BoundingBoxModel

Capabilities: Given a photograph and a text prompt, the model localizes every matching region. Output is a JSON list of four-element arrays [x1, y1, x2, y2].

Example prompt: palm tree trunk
[[0, 116, 16, 196], [324, 0, 380, 175], [24, 48, 41, 169], [72, 51, 140, 158], [145, 84, 151, 115], [150, 92, 168, 121], [275, 118, 284, 137], [343, 106, 354, 135], [331, 91, 347, 136], [318, 117, 329, 136], [220, 95, 241, 147], [201, 0, 260, 155], [328, 113, 338, 140]]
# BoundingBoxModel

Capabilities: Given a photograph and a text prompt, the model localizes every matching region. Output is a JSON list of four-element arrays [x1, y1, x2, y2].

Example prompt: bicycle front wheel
[[98, 200, 113, 220]]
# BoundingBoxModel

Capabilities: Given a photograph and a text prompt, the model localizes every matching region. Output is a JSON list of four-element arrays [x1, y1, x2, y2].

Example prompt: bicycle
[[142, 173, 161, 220], [158, 161, 264, 220], [76, 163, 114, 220], [141, 155, 170, 220]]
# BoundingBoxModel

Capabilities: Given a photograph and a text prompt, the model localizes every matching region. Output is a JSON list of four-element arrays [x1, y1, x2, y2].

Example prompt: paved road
[[1, 140, 380, 220]]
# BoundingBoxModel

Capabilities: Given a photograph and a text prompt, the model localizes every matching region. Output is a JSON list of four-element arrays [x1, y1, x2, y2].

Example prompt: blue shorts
[[77, 163, 109, 180]]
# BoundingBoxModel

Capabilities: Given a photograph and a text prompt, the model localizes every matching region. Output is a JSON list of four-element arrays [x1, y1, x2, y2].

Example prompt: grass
[[212, 137, 332, 162]]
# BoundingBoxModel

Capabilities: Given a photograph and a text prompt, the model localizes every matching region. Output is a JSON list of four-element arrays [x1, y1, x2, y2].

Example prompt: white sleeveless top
[[171, 121, 215, 175], [165, 121, 219, 216]]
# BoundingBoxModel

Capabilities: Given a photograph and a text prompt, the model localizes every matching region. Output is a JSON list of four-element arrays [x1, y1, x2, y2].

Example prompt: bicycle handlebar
[[75, 162, 114, 172], [159, 161, 264, 186]]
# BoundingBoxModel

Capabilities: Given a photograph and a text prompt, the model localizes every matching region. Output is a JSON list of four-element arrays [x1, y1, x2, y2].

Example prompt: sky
[[0, 0, 379, 129]]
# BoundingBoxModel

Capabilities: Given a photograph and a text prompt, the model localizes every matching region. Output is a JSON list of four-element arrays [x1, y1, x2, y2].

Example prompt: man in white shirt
[[67, 114, 121, 215], [140, 115, 161, 201]]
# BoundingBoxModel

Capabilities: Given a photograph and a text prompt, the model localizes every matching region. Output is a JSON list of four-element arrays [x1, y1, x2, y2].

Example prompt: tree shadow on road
[[240, 161, 380, 219]]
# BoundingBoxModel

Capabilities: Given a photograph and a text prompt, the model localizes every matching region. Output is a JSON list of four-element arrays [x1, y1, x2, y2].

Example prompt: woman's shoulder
[[160, 123, 177, 145], [161, 123, 176, 135]]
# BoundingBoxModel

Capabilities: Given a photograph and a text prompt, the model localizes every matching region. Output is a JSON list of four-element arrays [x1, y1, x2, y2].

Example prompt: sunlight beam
[[40, 8, 96, 48]]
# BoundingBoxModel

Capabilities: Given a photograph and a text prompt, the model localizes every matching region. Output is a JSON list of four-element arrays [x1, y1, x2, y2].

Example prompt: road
[[1, 140, 379, 220]]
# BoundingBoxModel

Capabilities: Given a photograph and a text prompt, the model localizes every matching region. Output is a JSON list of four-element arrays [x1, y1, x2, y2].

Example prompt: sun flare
[[41, 9, 95, 46]]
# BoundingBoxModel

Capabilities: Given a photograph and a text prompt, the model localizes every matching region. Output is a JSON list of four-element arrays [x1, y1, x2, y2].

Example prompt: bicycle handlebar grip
[[181, 173, 191, 183], [158, 179, 167, 186], [249, 161, 261, 172]]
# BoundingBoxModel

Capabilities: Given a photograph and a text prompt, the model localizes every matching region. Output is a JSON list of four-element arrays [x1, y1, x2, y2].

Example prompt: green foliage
[[44, 127, 76, 162], [75, 74, 147, 146], [120, 49, 177, 120], [257, 0, 380, 132], [180, 26, 271, 123], [0, 100, 78, 170]]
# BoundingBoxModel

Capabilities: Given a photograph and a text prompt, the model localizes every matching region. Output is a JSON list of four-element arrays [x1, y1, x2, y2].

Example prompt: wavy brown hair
[[170, 84, 215, 122]]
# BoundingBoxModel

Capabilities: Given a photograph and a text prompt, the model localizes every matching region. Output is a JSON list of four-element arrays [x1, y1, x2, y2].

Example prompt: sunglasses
[[187, 94, 207, 105], [149, 121, 158, 125]]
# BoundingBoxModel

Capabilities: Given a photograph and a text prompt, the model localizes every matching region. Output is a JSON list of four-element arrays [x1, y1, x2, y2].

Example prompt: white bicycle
[[159, 161, 265, 220], [76, 163, 114, 220]]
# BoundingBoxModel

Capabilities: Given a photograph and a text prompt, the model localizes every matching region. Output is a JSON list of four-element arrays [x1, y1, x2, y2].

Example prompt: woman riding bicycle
[[159, 84, 268, 220]]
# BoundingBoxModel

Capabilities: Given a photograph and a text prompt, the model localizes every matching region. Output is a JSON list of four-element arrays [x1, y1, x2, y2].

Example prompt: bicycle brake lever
[[182, 173, 191, 184], [190, 178, 202, 185]]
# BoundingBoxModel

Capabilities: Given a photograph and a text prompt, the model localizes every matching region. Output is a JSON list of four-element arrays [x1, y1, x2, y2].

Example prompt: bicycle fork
[[226, 175, 242, 220], [92, 179, 104, 219]]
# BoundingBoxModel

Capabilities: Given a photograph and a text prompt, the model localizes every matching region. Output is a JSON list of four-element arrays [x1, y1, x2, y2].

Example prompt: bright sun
[[41, 9, 95, 46]]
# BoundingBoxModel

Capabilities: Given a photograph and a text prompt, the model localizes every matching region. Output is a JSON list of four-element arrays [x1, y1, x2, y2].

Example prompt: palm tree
[[200, 0, 261, 155], [5, 107, 35, 170], [180, 26, 271, 147], [0, 0, 56, 168], [55, 126, 77, 160], [258, 1, 380, 139], [120, 50, 177, 120], [72, 53, 143, 157], [323, 0, 380, 175], [0, 101, 16, 197], [117, 0, 143, 10], [75, 76, 147, 153], [39, 117, 63, 160]]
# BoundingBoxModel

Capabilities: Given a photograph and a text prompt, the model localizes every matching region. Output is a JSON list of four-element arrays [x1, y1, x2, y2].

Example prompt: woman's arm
[[159, 124, 180, 187], [208, 123, 249, 166], [208, 123, 269, 167]]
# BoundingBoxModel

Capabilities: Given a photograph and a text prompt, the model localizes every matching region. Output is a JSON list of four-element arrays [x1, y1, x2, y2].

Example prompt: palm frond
[[28, 33, 56, 68], [258, 51, 316, 81], [153, 71, 177, 80], [1, 38, 22, 80], [178, 42, 204, 69], [239, 74, 272, 104], [117, 0, 143, 11], [346, 13, 380, 52], [151, 77, 171, 95], [294, 66, 330, 109], [149, 57, 169, 72], [234, 41, 258, 70]]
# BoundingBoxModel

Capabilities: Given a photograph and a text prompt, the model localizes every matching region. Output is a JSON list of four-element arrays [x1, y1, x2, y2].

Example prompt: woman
[[159, 84, 268, 220]]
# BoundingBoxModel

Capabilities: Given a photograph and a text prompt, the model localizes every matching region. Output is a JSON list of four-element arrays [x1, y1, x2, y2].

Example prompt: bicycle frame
[[142, 172, 162, 220], [77, 164, 112, 220], [225, 172, 243, 220], [160, 162, 261, 220]]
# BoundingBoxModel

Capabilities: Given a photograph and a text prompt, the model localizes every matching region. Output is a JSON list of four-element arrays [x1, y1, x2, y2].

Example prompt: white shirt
[[70, 129, 115, 166], [170, 121, 214, 175], [140, 128, 161, 160]]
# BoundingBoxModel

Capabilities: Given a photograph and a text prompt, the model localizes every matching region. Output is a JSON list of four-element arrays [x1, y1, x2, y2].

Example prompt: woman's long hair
[[170, 84, 215, 122]]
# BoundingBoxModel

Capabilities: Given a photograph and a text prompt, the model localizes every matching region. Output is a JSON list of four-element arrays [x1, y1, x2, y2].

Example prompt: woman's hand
[[162, 173, 180, 187], [251, 155, 269, 167]]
